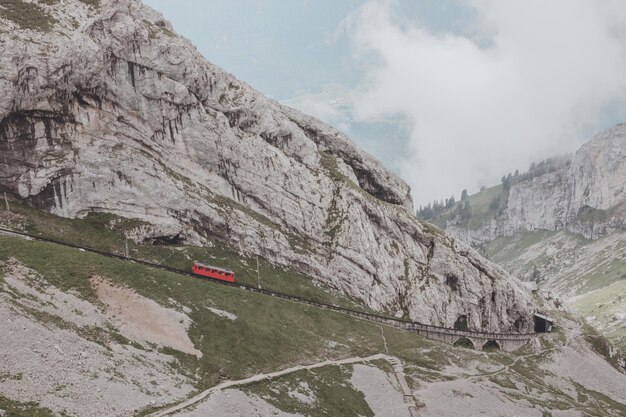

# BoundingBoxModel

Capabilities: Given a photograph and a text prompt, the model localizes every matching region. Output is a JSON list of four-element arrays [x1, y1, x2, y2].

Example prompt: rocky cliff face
[[0, 0, 535, 332], [446, 124, 626, 246]]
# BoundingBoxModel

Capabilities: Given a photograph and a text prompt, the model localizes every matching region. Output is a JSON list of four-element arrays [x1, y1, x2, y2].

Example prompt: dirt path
[[150, 354, 418, 417], [466, 347, 558, 380], [384, 356, 421, 417]]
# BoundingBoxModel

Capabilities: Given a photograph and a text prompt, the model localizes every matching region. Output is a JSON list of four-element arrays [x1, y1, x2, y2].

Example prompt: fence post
[[256, 256, 261, 289]]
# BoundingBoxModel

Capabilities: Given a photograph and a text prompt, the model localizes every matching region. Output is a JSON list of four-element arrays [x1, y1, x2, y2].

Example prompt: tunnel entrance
[[454, 315, 469, 331]]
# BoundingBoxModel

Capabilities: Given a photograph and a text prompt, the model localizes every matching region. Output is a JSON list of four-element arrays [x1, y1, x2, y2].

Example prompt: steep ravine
[[0, 0, 535, 332]]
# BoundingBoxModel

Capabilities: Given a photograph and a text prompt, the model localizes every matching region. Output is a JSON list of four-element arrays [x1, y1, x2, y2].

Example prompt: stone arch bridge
[[341, 310, 535, 352]]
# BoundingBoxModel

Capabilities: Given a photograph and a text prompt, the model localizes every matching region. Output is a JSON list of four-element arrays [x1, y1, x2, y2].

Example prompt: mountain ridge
[[430, 123, 625, 245], [0, 0, 535, 332]]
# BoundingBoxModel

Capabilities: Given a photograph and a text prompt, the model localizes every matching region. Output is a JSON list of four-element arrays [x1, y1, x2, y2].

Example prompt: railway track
[[0, 226, 537, 347]]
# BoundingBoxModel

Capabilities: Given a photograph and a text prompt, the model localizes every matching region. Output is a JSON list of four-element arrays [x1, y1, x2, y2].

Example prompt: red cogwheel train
[[191, 262, 235, 283]]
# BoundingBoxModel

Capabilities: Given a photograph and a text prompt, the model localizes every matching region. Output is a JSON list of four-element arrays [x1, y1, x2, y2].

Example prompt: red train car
[[192, 262, 235, 283]]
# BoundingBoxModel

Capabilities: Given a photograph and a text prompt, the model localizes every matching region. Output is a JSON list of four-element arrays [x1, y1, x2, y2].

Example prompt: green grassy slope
[[0, 236, 398, 391], [575, 281, 626, 352], [0, 202, 369, 312], [482, 230, 558, 265], [482, 230, 626, 350], [0, 394, 56, 417], [430, 184, 504, 230], [240, 365, 374, 417], [1, 235, 625, 416], [465, 184, 505, 230], [227, 341, 626, 417], [1, 205, 625, 416]]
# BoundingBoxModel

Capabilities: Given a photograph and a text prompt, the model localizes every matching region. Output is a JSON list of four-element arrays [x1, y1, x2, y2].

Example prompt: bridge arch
[[482, 339, 501, 351], [453, 337, 475, 349]]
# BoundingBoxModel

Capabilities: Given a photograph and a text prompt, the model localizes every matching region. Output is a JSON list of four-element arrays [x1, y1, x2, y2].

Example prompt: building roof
[[534, 313, 554, 322]]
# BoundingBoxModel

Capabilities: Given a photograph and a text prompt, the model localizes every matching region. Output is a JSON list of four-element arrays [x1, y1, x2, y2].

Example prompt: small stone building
[[534, 313, 554, 333]]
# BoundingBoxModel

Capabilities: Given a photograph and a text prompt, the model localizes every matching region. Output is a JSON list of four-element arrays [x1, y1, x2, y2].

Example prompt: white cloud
[[282, 84, 355, 133], [347, 0, 626, 205]]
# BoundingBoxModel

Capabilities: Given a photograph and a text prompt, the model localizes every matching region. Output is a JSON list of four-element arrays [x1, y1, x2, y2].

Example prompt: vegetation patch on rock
[[0, 0, 56, 31]]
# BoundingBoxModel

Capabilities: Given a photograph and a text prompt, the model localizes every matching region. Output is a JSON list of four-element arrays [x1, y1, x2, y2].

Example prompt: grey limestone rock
[[0, 0, 535, 332], [447, 124, 626, 245]]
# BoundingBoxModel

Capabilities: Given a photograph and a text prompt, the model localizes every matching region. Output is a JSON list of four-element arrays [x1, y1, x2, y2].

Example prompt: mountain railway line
[[0, 226, 537, 351]]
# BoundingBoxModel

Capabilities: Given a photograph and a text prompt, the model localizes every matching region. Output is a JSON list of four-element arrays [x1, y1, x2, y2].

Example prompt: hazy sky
[[144, 0, 626, 205]]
